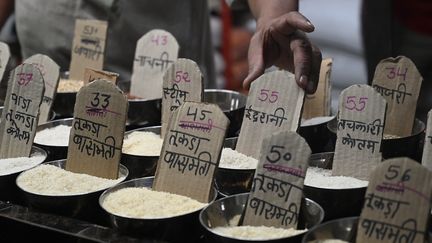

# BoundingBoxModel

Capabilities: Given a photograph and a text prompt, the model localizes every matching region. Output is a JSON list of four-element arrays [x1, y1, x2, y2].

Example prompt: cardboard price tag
[[83, 68, 119, 85], [372, 56, 422, 137], [0, 63, 44, 158], [23, 54, 60, 124], [130, 29, 179, 100], [333, 84, 387, 180], [153, 102, 229, 203], [161, 58, 203, 137], [0, 42, 10, 82], [242, 131, 311, 229], [421, 109, 432, 170], [69, 19, 108, 80], [65, 80, 128, 179], [302, 58, 332, 120], [236, 70, 304, 159], [357, 157, 432, 243]]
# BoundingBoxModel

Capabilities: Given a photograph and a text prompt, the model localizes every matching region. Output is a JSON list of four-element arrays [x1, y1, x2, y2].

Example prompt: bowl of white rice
[[33, 118, 72, 161], [216, 137, 257, 197], [200, 193, 324, 243], [16, 159, 128, 225], [0, 146, 47, 204], [99, 176, 217, 241], [304, 152, 367, 221], [121, 126, 163, 179]]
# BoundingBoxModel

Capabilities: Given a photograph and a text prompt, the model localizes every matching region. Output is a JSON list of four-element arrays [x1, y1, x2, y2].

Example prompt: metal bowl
[[302, 216, 432, 243], [299, 116, 336, 153], [327, 117, 425, 161], [215, 137, 255, 197], [121, 126, 161, 179], [203, 89, 246, 138], [304, 152, 367, 222], [16, 159, 129, 226], [0, 146, 47, 205], [302, 216, 358, 242], [34, 118, 72, 161], [99, 176, 218, 242], [200, 193, 324, 243]]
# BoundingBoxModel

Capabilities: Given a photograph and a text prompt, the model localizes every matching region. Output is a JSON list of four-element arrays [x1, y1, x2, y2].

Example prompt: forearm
[[247, 0, 298, 27], [0, 0, 14, 28]]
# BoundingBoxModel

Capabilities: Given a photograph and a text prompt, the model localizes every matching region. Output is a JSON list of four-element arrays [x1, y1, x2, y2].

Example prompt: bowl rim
[[301, 216, 359, 243], [16, 159, 129, 197], [122, 125, 162, 157], [199, 192, 325, 242], [99, 176, 218, 220], [34, 118, 73, 148], [0, 146, 48, 177]]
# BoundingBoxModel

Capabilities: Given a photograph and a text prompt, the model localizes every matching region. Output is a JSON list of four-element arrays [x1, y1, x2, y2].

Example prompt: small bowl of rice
[[16, 159, 128, 225], [99, 176, 217, 242], [121, 126, 163, 179], [200, 193, 324, 243]]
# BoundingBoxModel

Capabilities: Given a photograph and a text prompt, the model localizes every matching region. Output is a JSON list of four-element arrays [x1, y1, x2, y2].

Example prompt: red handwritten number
[[344, 96, 368, 111], [258, 89, 279, 103], [174, 71, 191, 83], [385, 67, 408, 81], [17, 73, 33, 86], [151, 35, 168, 46]]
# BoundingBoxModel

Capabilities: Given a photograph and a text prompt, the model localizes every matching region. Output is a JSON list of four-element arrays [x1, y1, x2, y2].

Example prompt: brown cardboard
[[372, 56, 422, 137], [69, 19, 108, 80], [23, 54, 60, 124], [83, 68, 119, 85], [161, 58, 203, 137], [0, 42, 10, 82], [0, 63, 44, 158], [242, 131, 311, 229], [153, 102, 229, 203], [65, 79, 128, 179], [357, 157, 432, 243], [302, 58, 332, 119], [236, 70, 305, 159], [130, 29, 179, 100], [333, 84, 387, 180], [421, 109, 432, 170]]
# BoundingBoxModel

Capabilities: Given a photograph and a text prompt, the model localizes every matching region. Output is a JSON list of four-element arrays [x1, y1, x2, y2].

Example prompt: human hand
[[244, 11, 322, 94]]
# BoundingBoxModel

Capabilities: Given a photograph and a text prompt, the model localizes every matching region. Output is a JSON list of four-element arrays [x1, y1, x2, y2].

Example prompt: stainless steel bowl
[[200, 193, 325, 243], [203, 89, 246, 137], [16, 159, 129, 226], [34, 118, 72, 161], [121, 126, 161, 179], [299, 116, 336, 153], [0, 146, 47, 204], [304, 152, 367, 222], [215, 137, 255, 197], [327, 117, 425, 161], [302, 216, 358, 242], [99, 176, 218, 242]]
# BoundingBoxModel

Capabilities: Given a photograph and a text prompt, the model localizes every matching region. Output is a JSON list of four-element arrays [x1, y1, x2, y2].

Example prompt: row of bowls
[[0, 138, 425, 242]]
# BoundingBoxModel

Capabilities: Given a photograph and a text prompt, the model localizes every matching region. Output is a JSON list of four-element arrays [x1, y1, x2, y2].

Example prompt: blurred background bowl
[[199, 192, 324, 243], [99, 176, 217, 242], [0, 146, 47, 205], [301, 216, 358, 243], [121, 126, 161, 179], [215, 137, 255, 198], [327, 117, 425, 161], [304, 152, 366, 222], [16, 159, 128, 226], [299, 116, 336, 154], [34, 118, 72, 161], [203, 89, 246, 137]]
